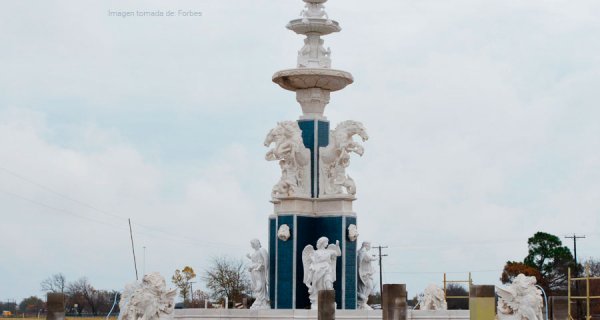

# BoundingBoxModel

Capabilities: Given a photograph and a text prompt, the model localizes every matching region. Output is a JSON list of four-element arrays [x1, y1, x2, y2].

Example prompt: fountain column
[[265, 0, 366, 310]]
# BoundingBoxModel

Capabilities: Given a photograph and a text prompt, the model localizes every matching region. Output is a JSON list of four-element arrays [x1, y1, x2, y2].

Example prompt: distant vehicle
[[2, 311, 13, 317]]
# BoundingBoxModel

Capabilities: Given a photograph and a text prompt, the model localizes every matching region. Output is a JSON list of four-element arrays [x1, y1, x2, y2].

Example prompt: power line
[[0, 188, 127, 231], [0, 166, 243, 249], [383, 269, 501, 274], [0, 165, 126, 221], [0, 188, 242, 249]]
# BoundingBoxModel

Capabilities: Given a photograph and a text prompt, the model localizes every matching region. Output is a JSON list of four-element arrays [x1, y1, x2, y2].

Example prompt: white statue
[[319, 120, 369, 196], [246, 239, 270, 310], [302, 237, 342, 309], [420, 284, 447, 311], [277, 224, 291, 241], [298, 38, 331, 68], [347, 224, 358, 242], [357, 241, 377, 310], [118, 273, 177, 320], [496, 274, 544, 320], [264, 121, 311, 198], [300, 2, 330, 23]]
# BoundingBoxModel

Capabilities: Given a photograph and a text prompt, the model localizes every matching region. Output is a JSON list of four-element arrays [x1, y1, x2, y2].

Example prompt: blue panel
[[269, 218, 277, 308], [295, 216, 316, 309], [276, 216, 295, 309], [345, 217, 357, 309], [316, 121, 329, 196], [317, 121, 329, 147], [298, 120, 316, 197]]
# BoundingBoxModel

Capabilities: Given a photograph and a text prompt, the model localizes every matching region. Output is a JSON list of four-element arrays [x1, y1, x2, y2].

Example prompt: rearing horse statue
[[319, 120, 368, 196]]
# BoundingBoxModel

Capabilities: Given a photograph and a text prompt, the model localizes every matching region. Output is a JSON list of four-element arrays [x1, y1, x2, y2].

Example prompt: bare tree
[[202, 257, 250, 304], [41, 273, 67, 293], [586, 259, 600, 276], [67, 277, 98, 315]]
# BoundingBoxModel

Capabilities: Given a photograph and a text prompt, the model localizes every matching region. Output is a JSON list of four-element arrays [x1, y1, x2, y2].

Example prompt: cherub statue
[[357, 241, 377, 310], [300, 2, 330, 24], [496, 274, 543, 320], [420, 284, 447, 311], [302, 237, 342, 309], [297, 38, 331, 68], [246, 239, 270, 310], [118, 273, 177, 320]]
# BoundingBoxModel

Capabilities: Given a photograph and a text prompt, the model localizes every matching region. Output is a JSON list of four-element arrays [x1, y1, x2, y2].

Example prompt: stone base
[[269, 213, 357, 309], [174, 309, 469, 320], [271, 196, 355, 216]]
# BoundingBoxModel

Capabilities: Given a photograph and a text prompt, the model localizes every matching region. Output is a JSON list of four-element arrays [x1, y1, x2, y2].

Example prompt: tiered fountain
[[265, 0, 368, 310]]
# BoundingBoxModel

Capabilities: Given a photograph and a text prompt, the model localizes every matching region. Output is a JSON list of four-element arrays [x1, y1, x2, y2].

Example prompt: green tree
[[523, 231, 575, 294], [18, 296, 44, 314], [172, 266, 196, 303]]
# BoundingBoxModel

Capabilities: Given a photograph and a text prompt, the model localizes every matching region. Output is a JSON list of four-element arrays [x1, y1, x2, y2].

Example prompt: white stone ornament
[[298, 38, 331, 69], [497, 274, 544, 320], [264, 121, 311, 198], [320, 120, 369, 196], [420, 284, 448, 311], [300, 0, 330, 23], [246, 239, 270, 310], [347, 224, 358, 241], [302, 237, 342, 309], [118, 272, 177, 320], [277, 224, 291, 241], [357, 241, 377, 310]]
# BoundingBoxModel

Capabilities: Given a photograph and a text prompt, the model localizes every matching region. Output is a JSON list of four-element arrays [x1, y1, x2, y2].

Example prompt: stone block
[[382, 284, 407, 320], [46, 293, 65, 320], [549, 296, 568, 320], [318, 290, 336, 320], [469, 285, 495, 320]]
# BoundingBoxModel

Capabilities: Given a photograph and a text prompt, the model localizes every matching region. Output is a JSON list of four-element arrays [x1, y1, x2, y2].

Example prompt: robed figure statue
[[302, 237, 342, 309], [357, 241, 377, 310], [246, 239, 270, 309]]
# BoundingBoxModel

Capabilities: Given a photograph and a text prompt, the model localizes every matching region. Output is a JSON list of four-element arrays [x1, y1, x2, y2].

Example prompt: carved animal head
[[335, 120, 369, 142]]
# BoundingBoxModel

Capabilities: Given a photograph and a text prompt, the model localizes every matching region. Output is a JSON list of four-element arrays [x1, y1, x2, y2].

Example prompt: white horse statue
[[319, 120, 368, 196], [264, 121, 311, 198]]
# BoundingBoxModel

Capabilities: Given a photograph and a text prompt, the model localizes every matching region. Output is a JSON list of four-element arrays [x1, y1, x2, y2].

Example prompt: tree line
[[12, 273, 121, 316]]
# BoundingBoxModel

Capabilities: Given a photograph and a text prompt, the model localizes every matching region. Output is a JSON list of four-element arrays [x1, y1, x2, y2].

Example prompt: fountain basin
[[273, 68, 353, 92]]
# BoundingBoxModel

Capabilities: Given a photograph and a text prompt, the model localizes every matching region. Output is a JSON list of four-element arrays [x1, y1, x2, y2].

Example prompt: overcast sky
[[1, 0, 599, 302]]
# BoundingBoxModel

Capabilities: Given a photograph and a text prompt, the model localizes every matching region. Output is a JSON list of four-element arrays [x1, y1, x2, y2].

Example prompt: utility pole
[[565, 234, 585, 319], [189, 281, 196, 305], [128, 219, 139, 281], [565, 234, 586, 268], [374, 245, 388, 296]]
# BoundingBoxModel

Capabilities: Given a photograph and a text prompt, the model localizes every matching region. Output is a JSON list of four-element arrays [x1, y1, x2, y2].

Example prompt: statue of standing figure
[[246, 239, 270, 310], [302, 237, 342, 309], [357, 241, 377, 310]]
